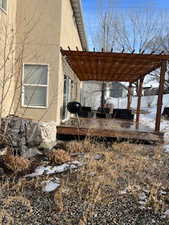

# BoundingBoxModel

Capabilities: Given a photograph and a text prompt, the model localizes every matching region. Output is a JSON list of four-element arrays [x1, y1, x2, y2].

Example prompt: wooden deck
[[57, 118, 164, 144]]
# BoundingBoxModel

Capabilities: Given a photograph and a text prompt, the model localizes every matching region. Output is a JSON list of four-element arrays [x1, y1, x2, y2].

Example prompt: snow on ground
[[107, 94, 169, 150], [25, 161, 83, 178], [42, 177, 61, 192]]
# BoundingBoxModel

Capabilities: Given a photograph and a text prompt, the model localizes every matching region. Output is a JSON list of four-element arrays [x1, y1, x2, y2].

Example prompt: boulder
[[38, 121, 57, 150], [2, 116, 57, 156], [22, 147, 43, 159]]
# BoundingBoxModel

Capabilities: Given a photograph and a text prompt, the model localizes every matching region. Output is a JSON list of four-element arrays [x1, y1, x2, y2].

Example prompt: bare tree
[[94, 8, 169, 53]]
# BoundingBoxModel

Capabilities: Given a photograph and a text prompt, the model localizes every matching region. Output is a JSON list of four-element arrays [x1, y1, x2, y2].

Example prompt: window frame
[[0, 0, 7, 13], [22, 63, 49, 109]]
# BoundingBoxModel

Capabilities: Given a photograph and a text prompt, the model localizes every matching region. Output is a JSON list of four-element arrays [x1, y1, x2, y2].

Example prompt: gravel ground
[[0, 142, 169, 225], [0, 176, 169, 225]]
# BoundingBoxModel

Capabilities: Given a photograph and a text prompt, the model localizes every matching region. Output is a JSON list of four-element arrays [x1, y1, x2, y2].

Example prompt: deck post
[[127, 82, 132, 110], [155, 61, 167, 132], [136, 78, 144, 129]]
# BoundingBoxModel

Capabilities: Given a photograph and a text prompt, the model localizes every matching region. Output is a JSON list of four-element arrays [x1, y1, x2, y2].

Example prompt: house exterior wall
[[15, 0, 82, 124], [57, 0, 82, 122], [0, 0, 17, 117]]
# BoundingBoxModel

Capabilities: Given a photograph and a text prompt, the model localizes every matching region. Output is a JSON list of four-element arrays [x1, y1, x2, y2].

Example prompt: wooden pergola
[[61, 48, 169, 133]]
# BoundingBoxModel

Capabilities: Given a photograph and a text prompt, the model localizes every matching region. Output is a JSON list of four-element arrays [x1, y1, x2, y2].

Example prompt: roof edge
[[70, 0, 88, 50]]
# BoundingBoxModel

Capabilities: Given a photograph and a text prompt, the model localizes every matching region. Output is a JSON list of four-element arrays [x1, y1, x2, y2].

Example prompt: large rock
[[38, 121, 57, 150], [2, 116, 57, 156]]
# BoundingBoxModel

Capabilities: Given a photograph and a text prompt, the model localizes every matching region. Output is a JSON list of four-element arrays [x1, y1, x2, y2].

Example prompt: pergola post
[[101, 82, 106, 108], [136, 78, 144, 129], [127, 82, 132, 110], [155, 61, 167, 132]]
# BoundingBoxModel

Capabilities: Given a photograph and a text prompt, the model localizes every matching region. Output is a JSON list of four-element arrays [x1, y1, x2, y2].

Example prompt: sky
[[82, 0, 169, 10], [82, 0, 169, 49]]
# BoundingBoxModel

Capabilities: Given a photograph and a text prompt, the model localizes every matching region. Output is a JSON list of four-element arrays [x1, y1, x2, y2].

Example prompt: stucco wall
[[15, 0, 62, 123], [0, 0, 17, 117], [57, 0, 82, 123], [15, 0, 83, 124]]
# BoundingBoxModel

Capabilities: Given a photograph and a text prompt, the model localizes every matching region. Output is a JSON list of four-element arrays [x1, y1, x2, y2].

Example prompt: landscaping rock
[[22, 147, 43, 159], [38, 121, 57, 150], [2, 116, 57, 156]]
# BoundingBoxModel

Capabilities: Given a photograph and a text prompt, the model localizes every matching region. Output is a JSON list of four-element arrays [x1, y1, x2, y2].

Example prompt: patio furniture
[[97, 107, 110, 113], [112, 109, 134, 120], [78, 106, 92, 118], [96, 112, 107, 118], [162, 107, 169, 118]]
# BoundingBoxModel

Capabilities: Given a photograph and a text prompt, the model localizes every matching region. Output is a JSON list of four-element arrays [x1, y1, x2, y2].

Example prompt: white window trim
[[0, 0, 8, 14], [22, 63, 49, 109]]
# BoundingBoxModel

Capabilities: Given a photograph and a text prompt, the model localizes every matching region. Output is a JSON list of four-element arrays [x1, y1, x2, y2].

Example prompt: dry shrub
[[48, 149, 71, 164], [4, 155, 31, 173], [0, 209, 14, 225], [0, 147, 31, 172]]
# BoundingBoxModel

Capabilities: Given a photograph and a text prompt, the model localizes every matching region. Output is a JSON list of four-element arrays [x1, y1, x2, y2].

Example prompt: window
[[0, 0, 7, 11], [22, 64, 48, 108]]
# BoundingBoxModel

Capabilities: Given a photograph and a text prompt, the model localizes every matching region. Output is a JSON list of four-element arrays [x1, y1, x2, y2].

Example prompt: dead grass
[[66, 139, 94, 153], [0, 140, 169, 224], [60, 140, 169, 224]]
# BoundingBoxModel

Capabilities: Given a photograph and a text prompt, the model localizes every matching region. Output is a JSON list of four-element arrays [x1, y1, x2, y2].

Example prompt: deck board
[[57, 118, 163, 143]]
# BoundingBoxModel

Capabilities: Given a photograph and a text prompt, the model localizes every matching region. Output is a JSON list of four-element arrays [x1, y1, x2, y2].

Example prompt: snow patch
[[25, 161, 83, 177], [42, 177, 60, 192]]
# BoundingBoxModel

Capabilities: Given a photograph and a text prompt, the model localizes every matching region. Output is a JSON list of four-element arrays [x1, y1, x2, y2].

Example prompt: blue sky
[[82, 0, 169, 49], [82, 0, 169, 11]]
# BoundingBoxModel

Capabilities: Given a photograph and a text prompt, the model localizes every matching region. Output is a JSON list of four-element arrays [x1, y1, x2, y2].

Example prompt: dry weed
[[147, 183, 165, 213], [66, 139, 93, 153], [48, 149, 71, 164], [54, 188, 64, 212]]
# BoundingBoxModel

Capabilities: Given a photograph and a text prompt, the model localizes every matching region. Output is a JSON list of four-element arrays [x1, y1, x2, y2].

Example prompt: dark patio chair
[[78, 106, 92, 118], [96, 112, 107, 118], [162, 107, 169, 118], [112, 109, 134, 120], [97, 107, 110, 114]]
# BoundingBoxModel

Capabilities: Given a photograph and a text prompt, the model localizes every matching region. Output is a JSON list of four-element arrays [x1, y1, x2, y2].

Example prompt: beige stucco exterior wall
[[57, 0, 82, 123], [0, 1, 17, 117], [15, 0, 83, 124], [15, 0, 62, 123]]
